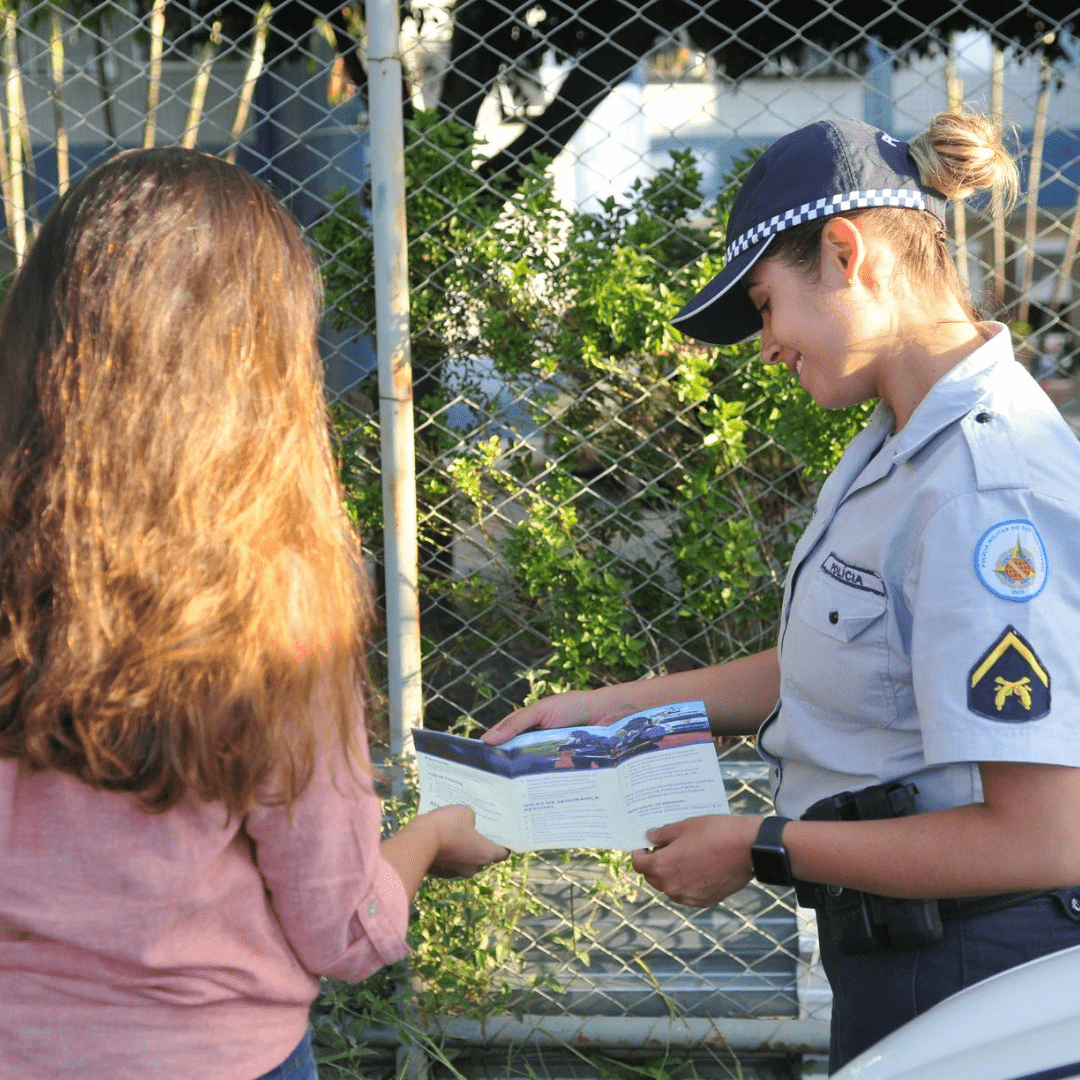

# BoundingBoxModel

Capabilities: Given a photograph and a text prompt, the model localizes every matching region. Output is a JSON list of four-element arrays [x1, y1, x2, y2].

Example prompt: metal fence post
[[367, 0, 422, 775], [367, 6, 428, 1078]]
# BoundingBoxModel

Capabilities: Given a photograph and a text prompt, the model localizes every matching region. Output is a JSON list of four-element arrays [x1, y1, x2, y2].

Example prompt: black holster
[[794, 781, 944, 954]]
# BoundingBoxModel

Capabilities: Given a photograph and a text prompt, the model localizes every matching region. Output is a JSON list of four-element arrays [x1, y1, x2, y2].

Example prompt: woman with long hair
[[0, 148, 507, 1079], [485, 110, 1080, 1070]]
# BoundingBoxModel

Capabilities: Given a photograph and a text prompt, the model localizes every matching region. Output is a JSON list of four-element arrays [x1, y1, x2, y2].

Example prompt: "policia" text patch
[[820, 553, 886, 596]]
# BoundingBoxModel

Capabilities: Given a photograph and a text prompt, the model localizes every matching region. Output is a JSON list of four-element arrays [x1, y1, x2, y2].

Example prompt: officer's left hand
[[632, 814, 761, 907]]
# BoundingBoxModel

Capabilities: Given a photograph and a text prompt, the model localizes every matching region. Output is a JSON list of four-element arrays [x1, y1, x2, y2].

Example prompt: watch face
[[752, 844, 791, 886], [752, 817, 792, 886]]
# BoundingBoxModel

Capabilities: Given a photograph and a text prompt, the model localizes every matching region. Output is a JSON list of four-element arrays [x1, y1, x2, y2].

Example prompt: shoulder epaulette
[[959, 407, 1030, 492]]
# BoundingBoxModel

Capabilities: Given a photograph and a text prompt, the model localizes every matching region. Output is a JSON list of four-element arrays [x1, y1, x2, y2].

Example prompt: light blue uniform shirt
[[759, 324, 1080, 819]]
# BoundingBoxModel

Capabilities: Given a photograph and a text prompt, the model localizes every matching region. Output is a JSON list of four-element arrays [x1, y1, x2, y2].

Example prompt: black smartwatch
[[751, 816, 793, 886]]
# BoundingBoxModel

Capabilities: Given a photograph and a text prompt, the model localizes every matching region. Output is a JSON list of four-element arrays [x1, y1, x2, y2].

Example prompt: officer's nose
[[760, 332, 782, 366]]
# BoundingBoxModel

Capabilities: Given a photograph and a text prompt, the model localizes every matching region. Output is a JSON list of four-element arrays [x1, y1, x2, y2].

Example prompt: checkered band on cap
[[725, 188, 930, 263]]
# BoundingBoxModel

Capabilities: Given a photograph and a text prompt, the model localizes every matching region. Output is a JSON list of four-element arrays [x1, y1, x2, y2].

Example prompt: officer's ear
[[821, 217, 868, 288]]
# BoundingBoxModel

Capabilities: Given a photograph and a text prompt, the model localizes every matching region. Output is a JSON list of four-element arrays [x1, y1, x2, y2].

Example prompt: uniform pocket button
[[1056, 890, 1080, 921], [828, 610, 839, 624]]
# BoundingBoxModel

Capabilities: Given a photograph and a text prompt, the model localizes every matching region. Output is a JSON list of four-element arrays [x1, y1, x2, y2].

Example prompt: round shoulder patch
[[974, 519, 1048, 602]]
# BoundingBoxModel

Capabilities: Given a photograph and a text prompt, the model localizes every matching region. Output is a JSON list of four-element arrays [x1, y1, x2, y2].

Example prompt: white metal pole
[[367, 0, 422, 773], [358, 1014, 831, 1055]]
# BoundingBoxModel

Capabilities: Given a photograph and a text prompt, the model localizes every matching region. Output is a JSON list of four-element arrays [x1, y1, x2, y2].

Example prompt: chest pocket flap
[[796, 563, 888, 643]]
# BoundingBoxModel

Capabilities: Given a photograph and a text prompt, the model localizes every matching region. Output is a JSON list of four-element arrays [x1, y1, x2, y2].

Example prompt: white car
[[831, 942, 1080, 1079]]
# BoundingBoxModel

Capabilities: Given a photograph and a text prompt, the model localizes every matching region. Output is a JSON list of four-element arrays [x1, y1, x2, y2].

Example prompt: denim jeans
[[255, 1029, 319, 1080], [819, 886, 1080, 1072]]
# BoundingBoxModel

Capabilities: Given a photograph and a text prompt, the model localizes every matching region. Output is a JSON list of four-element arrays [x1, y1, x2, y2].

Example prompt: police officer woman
[[483, 111, 1080, 1070]]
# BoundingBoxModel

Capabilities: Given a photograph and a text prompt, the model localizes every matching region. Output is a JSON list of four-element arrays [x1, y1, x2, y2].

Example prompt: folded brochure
[[413, 700, 729, 852]]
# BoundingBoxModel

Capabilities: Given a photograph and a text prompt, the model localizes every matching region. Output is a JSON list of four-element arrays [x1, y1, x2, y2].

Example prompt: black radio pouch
[[794, 781, 944, 954]]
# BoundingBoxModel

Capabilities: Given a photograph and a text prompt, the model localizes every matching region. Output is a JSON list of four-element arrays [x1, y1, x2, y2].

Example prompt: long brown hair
[[0, 148, 371, 815]]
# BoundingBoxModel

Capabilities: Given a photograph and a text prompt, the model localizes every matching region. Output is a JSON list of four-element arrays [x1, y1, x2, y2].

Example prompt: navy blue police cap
[[672, 118, 947, 346]]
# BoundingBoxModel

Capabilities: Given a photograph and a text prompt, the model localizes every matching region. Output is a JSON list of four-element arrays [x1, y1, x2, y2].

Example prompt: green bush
[[315, 112, 870, 712]]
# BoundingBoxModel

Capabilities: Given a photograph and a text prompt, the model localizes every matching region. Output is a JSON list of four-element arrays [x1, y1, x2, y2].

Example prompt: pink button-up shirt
[[0, 717, 410, 1079]]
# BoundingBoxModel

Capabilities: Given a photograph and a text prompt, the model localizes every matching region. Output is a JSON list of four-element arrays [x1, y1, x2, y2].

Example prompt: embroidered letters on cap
[[968, 625, 1050, 722]]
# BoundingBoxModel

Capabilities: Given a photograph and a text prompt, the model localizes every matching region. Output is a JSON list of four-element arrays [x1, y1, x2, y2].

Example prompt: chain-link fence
[[5, 2, 1080, 1076]]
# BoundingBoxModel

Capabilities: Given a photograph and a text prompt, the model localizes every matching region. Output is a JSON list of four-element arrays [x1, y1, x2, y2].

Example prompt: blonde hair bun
[[909, 110, 1019, 214]]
